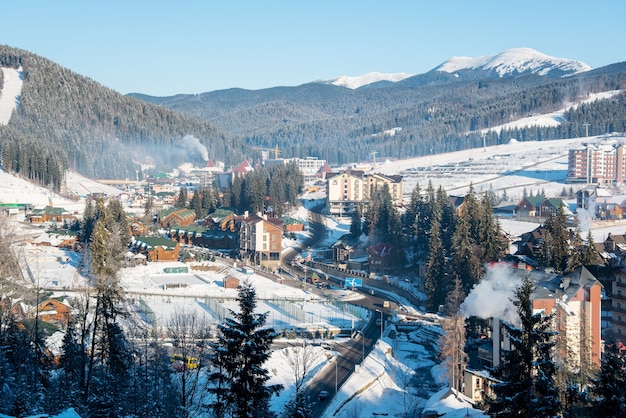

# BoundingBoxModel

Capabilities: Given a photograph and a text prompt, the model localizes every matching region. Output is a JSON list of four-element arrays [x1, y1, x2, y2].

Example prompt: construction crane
[[252, 144, 280, 161]]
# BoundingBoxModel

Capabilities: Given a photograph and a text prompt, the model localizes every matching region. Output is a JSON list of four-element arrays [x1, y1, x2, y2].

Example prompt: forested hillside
[[0, 45, 242, 186], [1, 43, 625, 188], [133, 62, 626, 165]]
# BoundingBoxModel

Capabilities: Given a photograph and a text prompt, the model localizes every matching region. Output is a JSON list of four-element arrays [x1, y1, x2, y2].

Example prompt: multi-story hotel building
[[326, 169, 403, 217], [567, 141, 626, 184]]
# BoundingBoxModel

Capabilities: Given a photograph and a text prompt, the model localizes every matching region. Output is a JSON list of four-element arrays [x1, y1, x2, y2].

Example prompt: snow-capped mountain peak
[[432, 47, 591, 78], [323, 71, 415, 89]]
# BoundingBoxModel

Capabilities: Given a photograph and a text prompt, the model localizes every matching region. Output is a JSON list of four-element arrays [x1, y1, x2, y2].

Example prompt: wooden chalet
[[160, 208, 196, 228], [367, 242, 393, 275], [203, 208, 236, 231], [27, 205, 74, 224], [516, 196, 544, 217], [31, 299, 71, 325], [131, 236, 180, 262]]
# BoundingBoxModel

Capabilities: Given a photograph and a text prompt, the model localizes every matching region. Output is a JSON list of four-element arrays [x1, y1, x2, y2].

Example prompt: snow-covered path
[[0, 67, 23, 125]]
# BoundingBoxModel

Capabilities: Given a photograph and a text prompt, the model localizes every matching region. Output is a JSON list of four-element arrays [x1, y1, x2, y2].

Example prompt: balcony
[[612, 292, 626, 302], [612, 317, 626, 328], [613, 305, 626, 315]]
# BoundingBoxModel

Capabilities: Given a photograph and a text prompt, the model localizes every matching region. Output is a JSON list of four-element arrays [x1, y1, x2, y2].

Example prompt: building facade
[[239, 213, 283, 271], [326, 170, 367, 216], [612, 268, 626, 343], [326, 169, 403, 216], [567, 141, 626, 184], [491, 267, 602, 370]]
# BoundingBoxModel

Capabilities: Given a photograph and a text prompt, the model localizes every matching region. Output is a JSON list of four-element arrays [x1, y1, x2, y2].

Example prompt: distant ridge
[[322, 72, 415, 89], [431, 47, 591, 78]]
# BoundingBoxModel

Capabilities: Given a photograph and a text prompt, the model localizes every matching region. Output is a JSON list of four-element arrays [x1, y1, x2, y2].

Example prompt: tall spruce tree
[[543, 204, 570, 273], [450, 209, 482, 294], [425, 216, 446, 312], [478, 193, 505, 263], [349, 204, 362, 238], [589, 341, 626, 417], [177, 186, 188, 209], [207, 280, 282, 417], [488, 274, 561, 418], [581, 229, 600, 266]]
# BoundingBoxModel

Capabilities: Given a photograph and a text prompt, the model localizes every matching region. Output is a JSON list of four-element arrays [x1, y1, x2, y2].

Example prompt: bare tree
[[282, 341, 322, 417], [438, 277, 468, 397], [167, 307, 213, 417]]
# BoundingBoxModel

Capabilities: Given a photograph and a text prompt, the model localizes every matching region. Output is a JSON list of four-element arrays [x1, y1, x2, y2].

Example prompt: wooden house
[[160, 209, 196, 228], [31, 299, 71, 325], [131, 236, 180, 262], [27, 205, 74, 224], [538, 198, 566, 218], [516, 196, 545, 217], [367, 242, 393, 275]]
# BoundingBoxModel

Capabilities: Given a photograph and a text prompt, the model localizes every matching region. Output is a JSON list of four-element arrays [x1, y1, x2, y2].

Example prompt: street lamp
[[334, 357, 338, 394], [357, 330, 365, 362], [376, 309, 384, 338]]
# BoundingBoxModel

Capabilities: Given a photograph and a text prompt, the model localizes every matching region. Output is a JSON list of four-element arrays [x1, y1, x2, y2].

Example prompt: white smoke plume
[[461, 264, 522, 324], [180, 135, 209, 161]]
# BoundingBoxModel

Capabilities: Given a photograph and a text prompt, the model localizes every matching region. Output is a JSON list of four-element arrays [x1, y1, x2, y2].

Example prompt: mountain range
[[320, 48, 591, 89], [0, 44, 625, 186]]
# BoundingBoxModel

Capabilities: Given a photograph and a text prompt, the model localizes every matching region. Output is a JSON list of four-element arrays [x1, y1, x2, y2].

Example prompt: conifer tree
[[350, 204, 362, 237], [404, 183, 422, 237], [478, 193, 505, 263], [543, 204, 570, 273], [488, 275, 561, 418], [85, 217, 133, 409], [177, 186, 188, 209], [450, 209, 482, 294], [437, 186, 456, 249], [463, 184, 481, 241], [190, 190, 202, 218], [589, 341, 626, 417], [80, 198, 95, 243], [207, 280, 282, 417], [425, 216, 446, 312], [566, 227, 584, 273], [582, 229, 600, 266]]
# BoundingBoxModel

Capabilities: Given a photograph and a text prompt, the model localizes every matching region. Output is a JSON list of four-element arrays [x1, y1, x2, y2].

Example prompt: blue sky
[[2, 1, 625, 96]]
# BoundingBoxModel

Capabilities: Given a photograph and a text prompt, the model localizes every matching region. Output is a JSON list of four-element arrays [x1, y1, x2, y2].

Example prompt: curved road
[[279, 203, 394, 417]]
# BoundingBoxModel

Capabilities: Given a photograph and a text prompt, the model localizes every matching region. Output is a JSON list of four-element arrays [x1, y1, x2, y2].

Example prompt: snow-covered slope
[[432, 47, 591, 78], [323, 71, 414, 89], [0, 67, 23, 125]]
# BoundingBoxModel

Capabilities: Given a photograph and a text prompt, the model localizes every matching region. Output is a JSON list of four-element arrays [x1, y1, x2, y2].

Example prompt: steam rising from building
[[461, 264, 522, 324], [180, 135, 209, 161]]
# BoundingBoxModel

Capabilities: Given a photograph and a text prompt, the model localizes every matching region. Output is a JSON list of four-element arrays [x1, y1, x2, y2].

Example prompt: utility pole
[[370, 151, 378, 169], [482, 132, 487, 153], [583, 122, 590, 138]]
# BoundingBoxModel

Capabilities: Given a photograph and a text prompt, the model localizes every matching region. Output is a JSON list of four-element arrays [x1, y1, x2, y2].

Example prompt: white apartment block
[[326, 169, 403, 217]]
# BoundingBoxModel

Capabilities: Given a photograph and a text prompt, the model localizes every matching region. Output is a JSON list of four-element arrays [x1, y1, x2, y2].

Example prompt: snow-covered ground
[[0, 67, 22, 126]]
